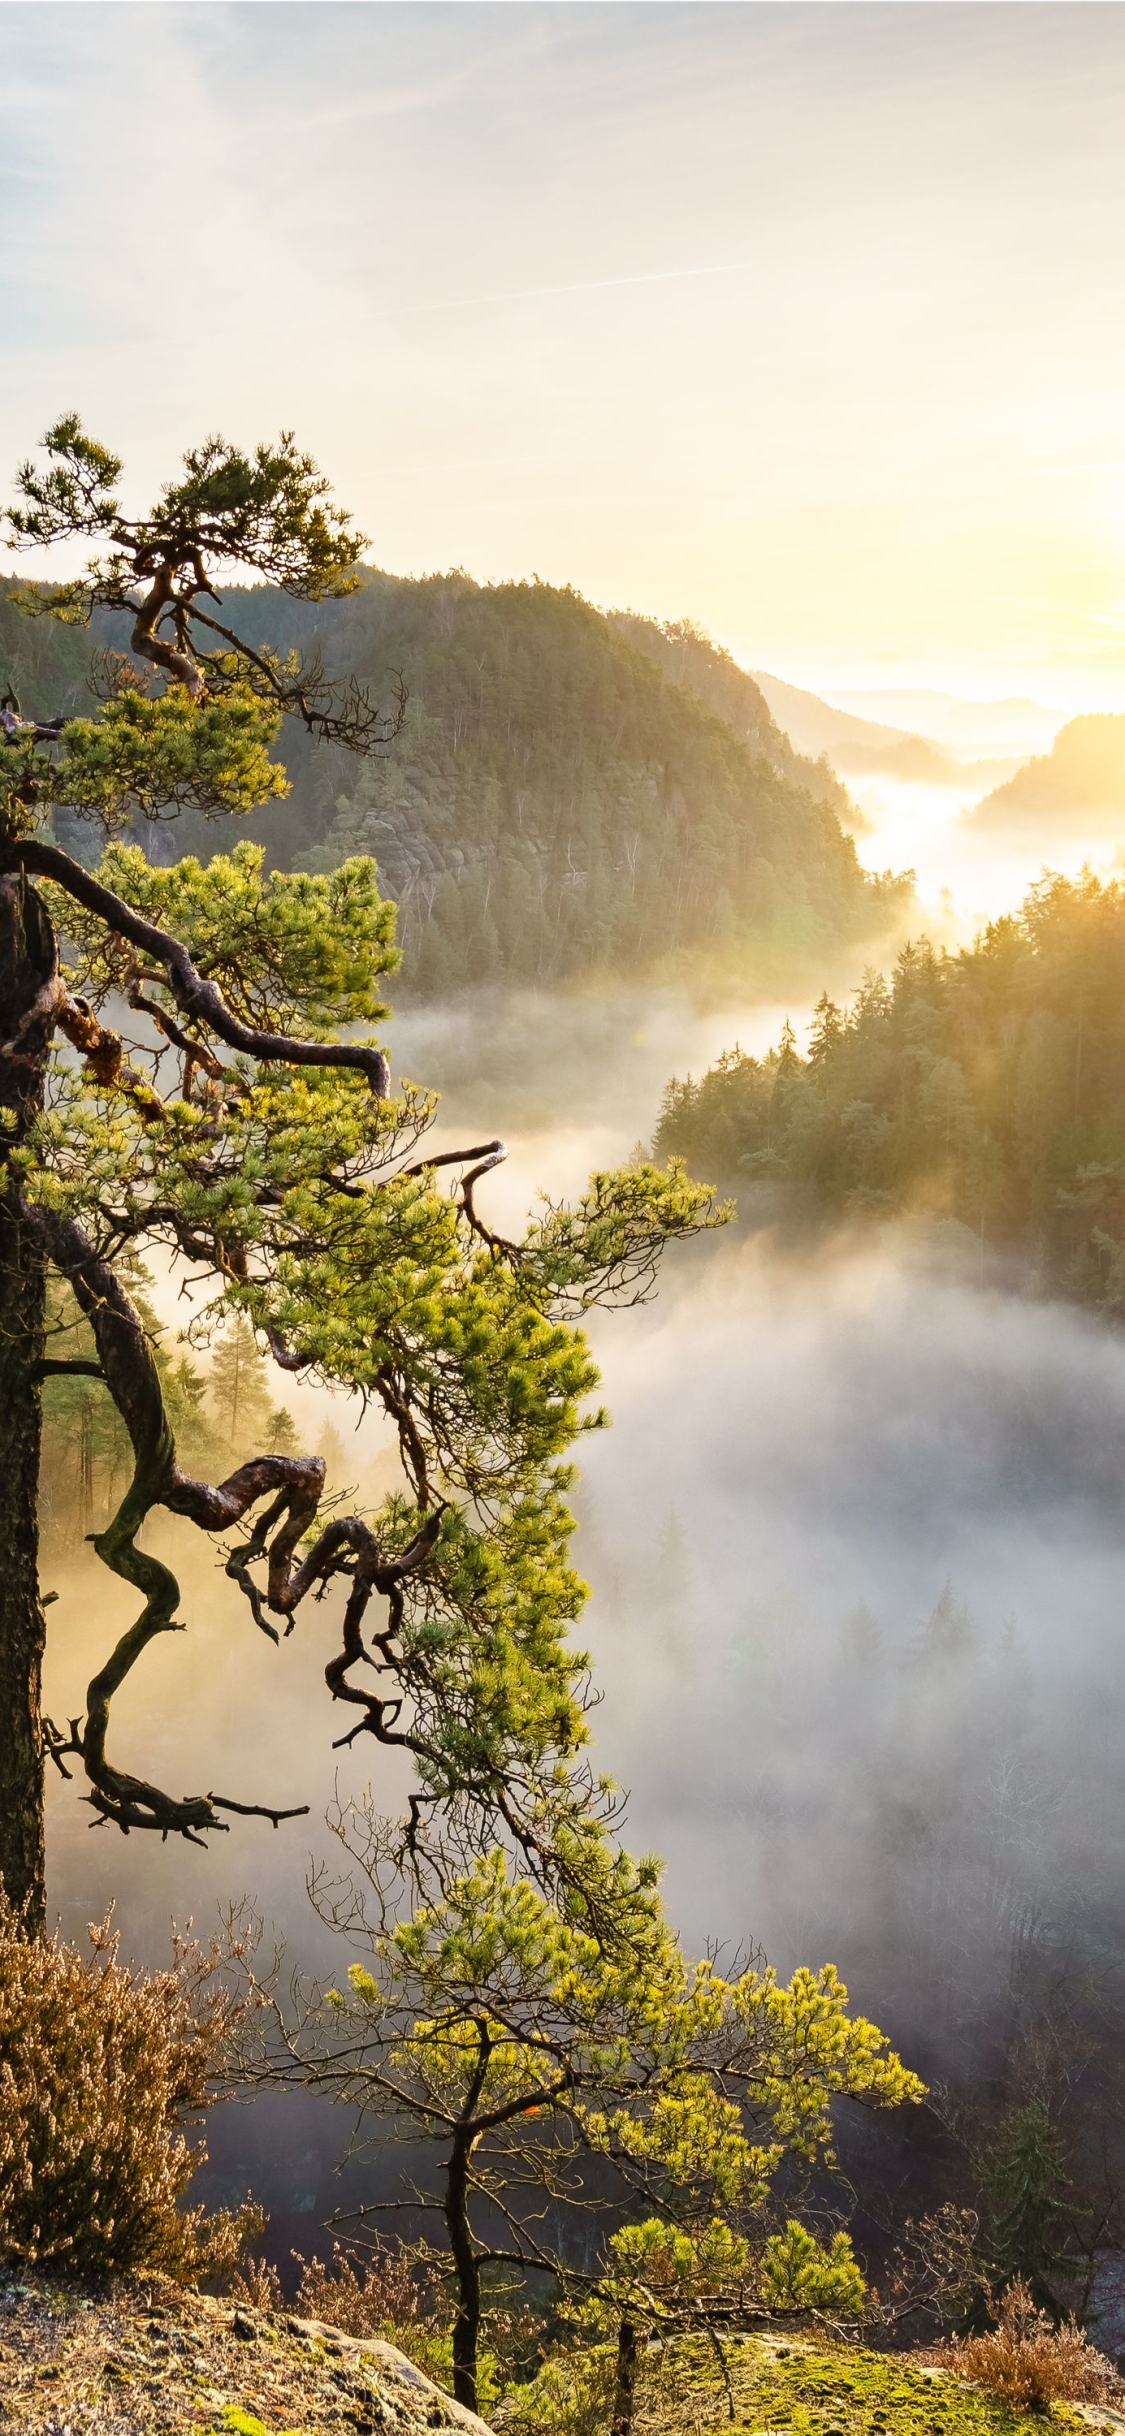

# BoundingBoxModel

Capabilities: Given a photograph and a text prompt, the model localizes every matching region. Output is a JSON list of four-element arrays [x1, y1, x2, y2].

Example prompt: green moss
[[213, 2406, 310, 2436], [588, 2335, 1114, 2436]]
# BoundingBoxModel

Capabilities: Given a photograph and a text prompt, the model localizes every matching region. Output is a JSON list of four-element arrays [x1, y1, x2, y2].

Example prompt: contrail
[[396, 262, 750, 316]]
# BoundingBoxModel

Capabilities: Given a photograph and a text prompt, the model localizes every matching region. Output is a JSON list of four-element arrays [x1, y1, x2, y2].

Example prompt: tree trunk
[[446, 2126, 482, 2412], [0, 875, 56, 1932], [611, 2318, 645, 2436]]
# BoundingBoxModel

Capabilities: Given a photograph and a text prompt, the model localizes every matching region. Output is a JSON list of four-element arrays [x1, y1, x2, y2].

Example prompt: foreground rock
[[0, 2274, 494, 2435]]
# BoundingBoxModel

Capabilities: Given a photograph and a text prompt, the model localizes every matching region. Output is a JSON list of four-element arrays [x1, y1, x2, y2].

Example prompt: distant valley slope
[[966, 711, 1125, 839], [752, 670, 1025, 789], [752, 669, 955, 781], [1, 573, 910, 995]]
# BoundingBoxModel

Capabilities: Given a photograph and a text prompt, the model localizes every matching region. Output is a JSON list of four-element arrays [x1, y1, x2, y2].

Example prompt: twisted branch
[[130, 553, 206, 699], [1, 836, 391, 1098], [27, 1199, 440, 1843]]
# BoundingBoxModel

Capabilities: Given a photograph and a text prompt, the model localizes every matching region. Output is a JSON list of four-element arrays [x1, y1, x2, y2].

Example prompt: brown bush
[[0, 1899, 259, 2277], [233, 2253, 286, 2310], [292, 2242, 449, 2340], [938, 2279, 1117, 2409]]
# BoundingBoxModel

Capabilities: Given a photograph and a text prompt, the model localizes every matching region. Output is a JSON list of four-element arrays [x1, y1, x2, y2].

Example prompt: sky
[[4, 3, 1125, 706]]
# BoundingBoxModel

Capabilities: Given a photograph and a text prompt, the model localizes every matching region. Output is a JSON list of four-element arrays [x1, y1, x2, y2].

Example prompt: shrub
[[0, 1899, 258, 2276], [938, 2279, 1117, 2409], [292, 2242, 448, 2340], [232, 2254, 286, 2310]]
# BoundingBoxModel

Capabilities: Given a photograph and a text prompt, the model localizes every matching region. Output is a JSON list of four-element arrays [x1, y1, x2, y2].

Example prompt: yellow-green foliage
[[0, 1902, 254, 2275], [608, 2216, 751, 2290], [55, 840, 399, 1032], [0, 682, 287, 836], [322, 1847, 919, 2362], [759, 2222, 866, 2315], [214, 2411, 307, 2436], [214, 2413, 301, 2436], [585, 2215, 864, 2339]]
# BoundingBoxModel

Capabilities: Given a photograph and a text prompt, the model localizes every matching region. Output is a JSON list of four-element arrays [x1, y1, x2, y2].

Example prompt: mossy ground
[[630, 2335, 1124, 2436], [0, 2272, 485, 2434]]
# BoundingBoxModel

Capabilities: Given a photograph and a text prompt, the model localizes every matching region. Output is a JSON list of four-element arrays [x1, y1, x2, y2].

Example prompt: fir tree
[[207, 1315, 273, 1459], [987, 2100, 1073, 2309]]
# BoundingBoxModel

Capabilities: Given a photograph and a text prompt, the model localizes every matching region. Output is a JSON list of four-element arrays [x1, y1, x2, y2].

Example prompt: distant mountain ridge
[[750, 670, 956, 782], [1, 572, 910, 995], [751, 669, 1032, 791], [830, 687, 1061, 757]]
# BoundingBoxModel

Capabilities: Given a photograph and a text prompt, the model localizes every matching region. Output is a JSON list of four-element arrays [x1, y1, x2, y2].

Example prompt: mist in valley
[[39, 954, 1125, 2257], [578, 1230, 1125, 2057], [845, 744, 1125, 940]]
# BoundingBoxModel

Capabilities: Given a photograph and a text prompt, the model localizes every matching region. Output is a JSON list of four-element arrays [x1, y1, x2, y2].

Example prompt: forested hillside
[[654, 871, 1125, 1311], [1, 573, 909, 993], [608, 610, 858, 808], [968, 711, 1125, 837]]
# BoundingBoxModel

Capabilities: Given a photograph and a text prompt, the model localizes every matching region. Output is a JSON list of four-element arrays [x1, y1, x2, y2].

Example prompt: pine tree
[[0, 413, 717, 1922], [207, 1315, 273, 1460], [264, 1406, 299, 1456], [987, 2100, 1073, 2308], [264, 1843, 920, 2412]]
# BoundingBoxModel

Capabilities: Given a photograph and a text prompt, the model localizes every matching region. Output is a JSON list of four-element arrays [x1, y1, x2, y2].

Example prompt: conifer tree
[[0, 417, 716, 1929], [251, 1839, 922, 2411], [207, 1312, 274, 1458], [988, 2101, 1072, 2308]]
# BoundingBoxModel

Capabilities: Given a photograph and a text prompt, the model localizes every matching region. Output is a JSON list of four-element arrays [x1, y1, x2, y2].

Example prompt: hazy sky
[[4, 3, 1125, 704]]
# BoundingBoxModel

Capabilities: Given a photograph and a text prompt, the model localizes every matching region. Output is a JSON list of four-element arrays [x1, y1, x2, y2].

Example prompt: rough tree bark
[[0, 875, 57, 1930], [611, 2317, 644, 2436], [447, 2117, 484, 2411]]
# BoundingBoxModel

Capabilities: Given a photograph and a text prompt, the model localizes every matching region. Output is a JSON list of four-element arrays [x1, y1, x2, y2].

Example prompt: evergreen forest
[[654, 871, 1125, 1312], [0, 574, 908, 995]]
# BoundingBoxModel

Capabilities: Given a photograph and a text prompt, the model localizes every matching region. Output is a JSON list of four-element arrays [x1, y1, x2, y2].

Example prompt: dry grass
[[936, 2280, 1119, 2411], [0, 1899, 256, 2278]]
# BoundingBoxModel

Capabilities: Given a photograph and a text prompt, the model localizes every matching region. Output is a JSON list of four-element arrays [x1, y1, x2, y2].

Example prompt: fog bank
[[577, 1225, 1125, 2066]]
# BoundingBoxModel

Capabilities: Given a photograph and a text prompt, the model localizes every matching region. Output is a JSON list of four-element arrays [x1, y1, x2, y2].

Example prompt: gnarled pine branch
[[2, 836, 391, 1098], [25, 1199, 441, 1843]]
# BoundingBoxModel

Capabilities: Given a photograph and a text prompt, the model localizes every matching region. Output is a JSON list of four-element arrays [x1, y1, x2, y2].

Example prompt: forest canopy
[[653, 870, 1125, 1314], [0, 573, 910, 995]]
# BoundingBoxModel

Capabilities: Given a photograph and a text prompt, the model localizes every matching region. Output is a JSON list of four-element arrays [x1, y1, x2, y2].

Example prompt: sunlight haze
[[5, 3, 1125, 705]]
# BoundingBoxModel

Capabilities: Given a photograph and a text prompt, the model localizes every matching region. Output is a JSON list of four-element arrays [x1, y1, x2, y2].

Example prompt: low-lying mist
[[846, 761, 1125, 938], [578, 1223, 1125, 2080], [41, 977, 1125, 2243]]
